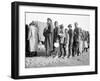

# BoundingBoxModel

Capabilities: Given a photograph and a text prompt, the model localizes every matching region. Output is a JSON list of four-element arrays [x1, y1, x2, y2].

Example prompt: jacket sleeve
[[43, 28, 46, 37], [28, 26, 32, 40]]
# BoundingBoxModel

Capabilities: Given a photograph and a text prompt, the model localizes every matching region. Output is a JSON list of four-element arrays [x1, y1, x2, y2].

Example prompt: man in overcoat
[[73, 22, 80, 56], [68, 24, 73, 58], [43, 18, 54, 56]]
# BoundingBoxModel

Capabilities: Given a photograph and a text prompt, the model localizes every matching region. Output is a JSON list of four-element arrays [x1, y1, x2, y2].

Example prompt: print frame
[[11, 1, 98, 79]]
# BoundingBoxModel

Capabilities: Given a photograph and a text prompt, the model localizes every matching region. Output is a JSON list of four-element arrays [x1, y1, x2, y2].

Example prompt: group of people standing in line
[[43, 18, 90, 58], [26, 18, 90, 58]]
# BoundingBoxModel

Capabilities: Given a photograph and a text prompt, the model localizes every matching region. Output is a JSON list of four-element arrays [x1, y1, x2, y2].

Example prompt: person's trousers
[[68, 42, 72, 58], [73, 41, 79, 56], [59, 44, 66, 57]]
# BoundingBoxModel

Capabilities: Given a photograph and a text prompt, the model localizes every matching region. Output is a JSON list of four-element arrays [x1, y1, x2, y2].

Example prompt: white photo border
[[19, 5, 96, 76]]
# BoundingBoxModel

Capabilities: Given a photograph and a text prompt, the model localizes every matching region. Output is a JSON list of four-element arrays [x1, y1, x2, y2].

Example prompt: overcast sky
[[26, 12, 90, 31]]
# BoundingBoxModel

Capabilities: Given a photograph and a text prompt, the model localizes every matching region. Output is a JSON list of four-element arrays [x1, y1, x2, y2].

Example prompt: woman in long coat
[[64, 28, 69, 57], [43, 18, 54, 56], [79, 28, 83, 55], [28, 21, 39, 56]]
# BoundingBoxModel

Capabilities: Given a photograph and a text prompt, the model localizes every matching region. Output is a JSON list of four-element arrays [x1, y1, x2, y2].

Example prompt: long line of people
[[43, 18, 90, 58], [26, 18, 90, 58]]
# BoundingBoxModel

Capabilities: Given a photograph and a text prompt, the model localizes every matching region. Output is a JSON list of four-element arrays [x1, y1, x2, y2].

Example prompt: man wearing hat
[[73, 22, 80, 56], [67, 24, 73, 58]]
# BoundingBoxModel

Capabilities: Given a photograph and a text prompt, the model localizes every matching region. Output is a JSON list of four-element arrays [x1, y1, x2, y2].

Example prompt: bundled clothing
[[58, 28, 66, 57]]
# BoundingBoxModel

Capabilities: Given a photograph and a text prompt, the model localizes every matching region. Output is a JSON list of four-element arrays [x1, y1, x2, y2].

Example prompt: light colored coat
[[28, 25, 38, 52], [65, 30, 69, 56], [58, 28, 65, 44]]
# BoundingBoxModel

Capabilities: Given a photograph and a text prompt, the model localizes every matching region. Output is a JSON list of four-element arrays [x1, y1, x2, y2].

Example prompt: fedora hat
[[68, 24, 72, 28], [60, 24, 64, 29]]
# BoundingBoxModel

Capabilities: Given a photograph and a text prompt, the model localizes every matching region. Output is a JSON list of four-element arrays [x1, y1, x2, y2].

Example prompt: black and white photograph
[[11, 1, 97, 79], [25, 12, 90, 68]]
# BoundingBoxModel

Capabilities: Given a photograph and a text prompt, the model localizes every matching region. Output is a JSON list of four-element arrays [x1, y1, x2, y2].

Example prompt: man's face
[[55, 22, 58, 27], [75, 23, 78, 28], [69, 27, 72, 29], [47, 19, 51, 24], [65, 29, 67, 33]]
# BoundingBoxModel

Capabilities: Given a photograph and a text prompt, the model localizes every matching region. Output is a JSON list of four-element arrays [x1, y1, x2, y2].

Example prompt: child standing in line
[[53, 38, 60, 58]]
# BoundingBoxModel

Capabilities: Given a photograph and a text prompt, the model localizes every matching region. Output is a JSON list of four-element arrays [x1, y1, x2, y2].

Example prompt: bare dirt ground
[[25, 51, 89, 68]]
